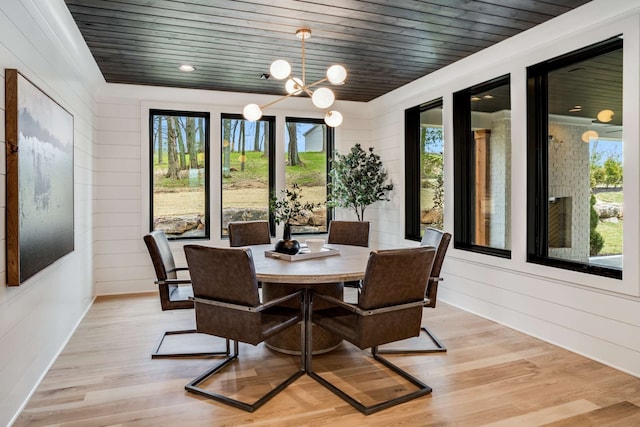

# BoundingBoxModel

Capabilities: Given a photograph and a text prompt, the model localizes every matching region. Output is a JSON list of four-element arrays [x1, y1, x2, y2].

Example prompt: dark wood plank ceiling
[[64, 0, 592, 103]]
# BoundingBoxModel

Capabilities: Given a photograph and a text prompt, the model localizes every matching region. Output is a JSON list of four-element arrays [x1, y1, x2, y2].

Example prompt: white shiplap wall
[[367, 0, 640, 377], [0, 1, 102, 425], [91, 0, 640, 380], [94, 86, 370, 295]]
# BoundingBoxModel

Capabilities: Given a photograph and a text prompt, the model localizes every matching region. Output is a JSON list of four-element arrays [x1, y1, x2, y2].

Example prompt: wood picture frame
[[5, 69, 74, 285]]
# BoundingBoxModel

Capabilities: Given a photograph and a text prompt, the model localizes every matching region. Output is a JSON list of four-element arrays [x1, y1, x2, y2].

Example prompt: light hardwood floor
[[14, 292, 640, 426]]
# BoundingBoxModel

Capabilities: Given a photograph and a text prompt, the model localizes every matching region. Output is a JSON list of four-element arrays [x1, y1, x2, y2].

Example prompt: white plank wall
[[1, 0, 639, 425], [366, 0, 640, 379], [0, 1, 102, 425], [94, 86, 371, 296]]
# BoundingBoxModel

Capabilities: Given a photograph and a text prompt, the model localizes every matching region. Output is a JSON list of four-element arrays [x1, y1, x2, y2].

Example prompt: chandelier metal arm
[[260, 92, 296, 110]]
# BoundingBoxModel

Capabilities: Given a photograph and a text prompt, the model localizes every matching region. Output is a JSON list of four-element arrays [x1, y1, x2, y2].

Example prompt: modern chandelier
[[242, 28, 347, 127]]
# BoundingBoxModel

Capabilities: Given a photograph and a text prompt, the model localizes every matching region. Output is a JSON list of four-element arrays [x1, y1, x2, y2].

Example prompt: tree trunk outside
[[175, 117, 187, 170], [287, 122, 302, 166], [165, 118, 180, 180], [186, 116, 198, 169]]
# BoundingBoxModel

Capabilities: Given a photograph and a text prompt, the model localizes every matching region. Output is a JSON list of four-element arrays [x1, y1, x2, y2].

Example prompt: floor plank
[[14, 293, 640, 426]]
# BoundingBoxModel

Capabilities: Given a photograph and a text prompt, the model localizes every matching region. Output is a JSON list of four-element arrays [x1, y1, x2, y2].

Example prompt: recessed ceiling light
[[470, 96, 481, 101], [483, 94, 493, 99], [568, 105, 582, 112], [178, 64, 196, 72]]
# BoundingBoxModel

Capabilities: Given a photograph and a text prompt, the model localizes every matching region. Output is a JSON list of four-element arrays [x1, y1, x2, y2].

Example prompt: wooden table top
[[249, 243, 372, 284]]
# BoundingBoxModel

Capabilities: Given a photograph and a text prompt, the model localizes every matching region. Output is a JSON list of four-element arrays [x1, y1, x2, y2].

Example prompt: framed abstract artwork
[[5, 69, 74, 285]]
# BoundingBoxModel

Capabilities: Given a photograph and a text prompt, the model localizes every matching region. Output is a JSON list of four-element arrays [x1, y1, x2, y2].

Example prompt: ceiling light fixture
[[178, 64, 196, 72], [568, 105, 582, 112], [243, 28, 347, 127]]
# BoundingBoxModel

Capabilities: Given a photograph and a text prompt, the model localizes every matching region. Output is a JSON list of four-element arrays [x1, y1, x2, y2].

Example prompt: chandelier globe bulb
[[324, 110, 343, 127], [327, 65, 347, 84], [270, 59, 291, 80], [243, 104, 263, 122], [285, 78, 304, 95], [312, 87, 335, 109]]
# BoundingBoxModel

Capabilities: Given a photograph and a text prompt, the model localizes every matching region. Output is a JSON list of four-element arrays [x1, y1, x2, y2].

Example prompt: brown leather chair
[[327, 220, 370, 247], [328, 220, 369, 290], [306, 246, 436, 415], [228, 220, 271, 247], [379, 227, 452, 354], [183, 245, 305, 412], [143, 230, 229, 358]]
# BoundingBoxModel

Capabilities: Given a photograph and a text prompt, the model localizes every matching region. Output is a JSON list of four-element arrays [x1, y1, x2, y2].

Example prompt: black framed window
[[453, 75, 511, 258], [221, 114, 275, 237], [405, 99, 444, 241], [527, 36, 623, 279], [149, 109, 210, 239], [284, 117, 334, 234]]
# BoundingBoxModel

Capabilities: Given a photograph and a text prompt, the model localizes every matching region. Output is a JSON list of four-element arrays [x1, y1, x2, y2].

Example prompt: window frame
[[148, 109, 210, 240], [453, 75, 511, 259], [526, 36, 623, 279], [284, 116, 335, 235], [404, 98, 443, 241], [220, 113, 276, 237]]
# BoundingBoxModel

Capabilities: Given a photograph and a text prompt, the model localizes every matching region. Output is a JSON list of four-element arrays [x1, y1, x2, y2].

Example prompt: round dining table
[[249, 243, 372, 354]]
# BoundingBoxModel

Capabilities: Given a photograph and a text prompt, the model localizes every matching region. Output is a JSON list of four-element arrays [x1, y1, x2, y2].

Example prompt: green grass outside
[[593, 190, 623, 256], [597, 220, 623, 255], [594, 191, 623, 203], [154, 150, 327, 189]]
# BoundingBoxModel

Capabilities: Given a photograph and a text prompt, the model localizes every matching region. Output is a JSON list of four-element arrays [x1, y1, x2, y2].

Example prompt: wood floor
[[14, 292, 640, 426]]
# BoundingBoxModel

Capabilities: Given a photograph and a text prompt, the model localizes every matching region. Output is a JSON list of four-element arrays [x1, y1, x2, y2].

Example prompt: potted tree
[[328, 143, 394, 221]]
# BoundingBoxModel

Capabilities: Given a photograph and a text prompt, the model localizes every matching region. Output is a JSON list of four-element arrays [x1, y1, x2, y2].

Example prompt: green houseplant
[[328, 144, 394, 221], [270, 183, 321, 254]]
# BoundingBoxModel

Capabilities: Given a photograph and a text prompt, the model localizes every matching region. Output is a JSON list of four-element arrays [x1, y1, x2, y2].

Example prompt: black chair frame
[[378, 228, 451, 354], [144, 231, 230, 359], [185, 289, 306, 412], [305, 292, 432, 415]]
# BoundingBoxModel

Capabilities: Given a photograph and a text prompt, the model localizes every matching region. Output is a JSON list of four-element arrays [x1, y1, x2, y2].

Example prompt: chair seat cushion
[[313, 307, 359, 344]]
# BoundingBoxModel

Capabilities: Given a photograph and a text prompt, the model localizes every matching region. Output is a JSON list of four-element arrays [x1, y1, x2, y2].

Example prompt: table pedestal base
[[262, 282, 344, 355]]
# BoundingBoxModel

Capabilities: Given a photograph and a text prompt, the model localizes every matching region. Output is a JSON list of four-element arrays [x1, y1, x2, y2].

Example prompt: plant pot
[[274, 239, 300, 255], [274, 223, 300, 255]]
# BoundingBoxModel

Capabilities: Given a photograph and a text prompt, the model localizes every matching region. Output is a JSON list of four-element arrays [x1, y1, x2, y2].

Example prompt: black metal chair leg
[[185, 340, 304, 412], [377, 325, 447, 354], [152, 329, 231, 359]]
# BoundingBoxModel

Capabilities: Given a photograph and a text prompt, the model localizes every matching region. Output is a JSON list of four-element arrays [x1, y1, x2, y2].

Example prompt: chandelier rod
[[259, 77, 329, 110]]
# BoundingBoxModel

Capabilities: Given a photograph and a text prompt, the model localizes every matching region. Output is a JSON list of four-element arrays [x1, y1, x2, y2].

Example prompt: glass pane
[[420, 107, 444, 233], [470, 81, 511, 250], [284, 120, 328, 234], [151, 113, 208, 238], [221, 117, 271, 236], [547, 46, 623, 270]]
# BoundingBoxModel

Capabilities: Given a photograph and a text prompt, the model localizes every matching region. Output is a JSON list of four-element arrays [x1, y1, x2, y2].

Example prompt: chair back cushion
[[184, 245, 261, 307], [359, 247, 435, 310], [143, 230, 177, 280], [228, 220, 271, 247], [313, 246, 436, 349], [327, 220, 370, 247]]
